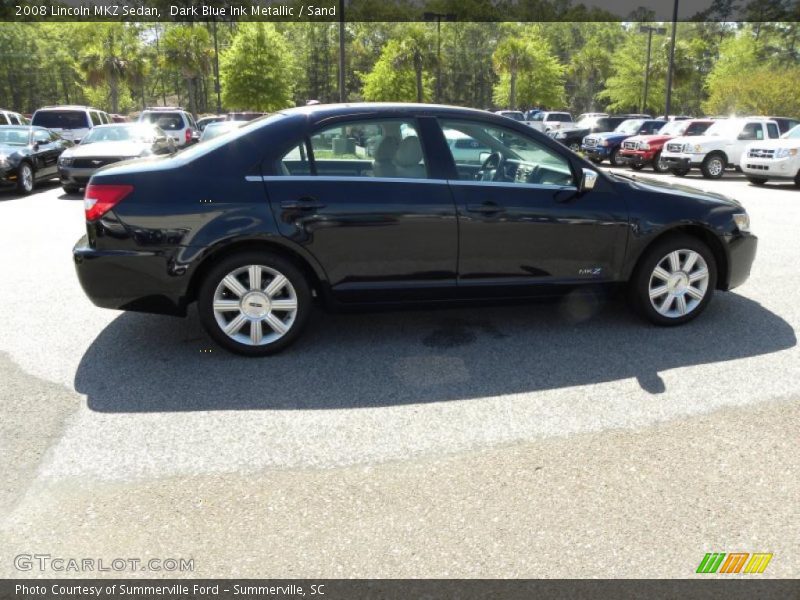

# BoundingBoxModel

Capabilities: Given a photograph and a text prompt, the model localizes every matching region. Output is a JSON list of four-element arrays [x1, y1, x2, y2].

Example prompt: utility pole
[[338, 0, 345, 102], [639, 25, 666, 114], [424, 12, 456, 104], [665, 0, 680, 118], [212, 18, 222, 114]]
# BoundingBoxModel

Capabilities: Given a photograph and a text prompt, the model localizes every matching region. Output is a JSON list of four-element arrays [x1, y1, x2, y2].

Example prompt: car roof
[[35, 105, 103, 112], [277, 102, 500, 121]]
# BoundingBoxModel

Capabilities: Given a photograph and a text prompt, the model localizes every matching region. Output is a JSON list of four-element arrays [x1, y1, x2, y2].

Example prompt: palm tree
[[162, 25, 213, 114], [81, 24, 132, 113], [392, 26, 434, 103], [492, 37, 532, 110]]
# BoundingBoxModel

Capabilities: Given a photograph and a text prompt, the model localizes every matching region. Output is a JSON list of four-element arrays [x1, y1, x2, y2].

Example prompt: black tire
[[629, 234, 717, 327], [700, 153, 726, 179], [589, 156, 603, 165], [198, 251, 312, 356], [746, 176, 767, 186], [631, 163, 645, 171], [653, 151, 670, 173], [62, 184, 81, 194], [17, 162, 34, 194], [794, 170, 800, 187], [609, 148, 622, 167], [670, 168, 689, 177]]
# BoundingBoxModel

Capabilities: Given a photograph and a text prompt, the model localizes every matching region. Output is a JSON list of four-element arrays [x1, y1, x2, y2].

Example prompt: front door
[[437, 118, 628, 290], [266, 117, 458, 302]]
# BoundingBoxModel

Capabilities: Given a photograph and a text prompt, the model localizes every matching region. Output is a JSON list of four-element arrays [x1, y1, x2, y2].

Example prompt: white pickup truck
[[526, 111, 573, 133], [660, 117, 781, 178]]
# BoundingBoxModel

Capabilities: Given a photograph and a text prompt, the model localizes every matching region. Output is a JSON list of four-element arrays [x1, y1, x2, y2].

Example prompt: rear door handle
[[280, 197, 326, 210], [466, 201, 505, 214]]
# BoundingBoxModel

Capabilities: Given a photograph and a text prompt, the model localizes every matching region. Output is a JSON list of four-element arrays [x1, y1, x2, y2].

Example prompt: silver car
[[58, 123, 176, 193]]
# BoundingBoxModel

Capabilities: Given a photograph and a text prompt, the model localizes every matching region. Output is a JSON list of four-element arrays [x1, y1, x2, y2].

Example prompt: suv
[[31, 106, 110, 142], [661, 118, 781, 178], [0, 109, 26, 125], [618, 119, 714, 172], [551, 115, 629, 152], [582, 119, 667, 166], [138, 107, 197, 147], [741, 123, 800, 187], [526, 111, 573, 133]]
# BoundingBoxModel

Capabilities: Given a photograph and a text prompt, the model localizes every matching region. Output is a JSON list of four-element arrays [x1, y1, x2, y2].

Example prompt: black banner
[[3, 579, 800, 600]]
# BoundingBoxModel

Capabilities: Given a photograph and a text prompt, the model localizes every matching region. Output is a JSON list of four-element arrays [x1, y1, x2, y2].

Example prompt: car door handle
[[466, 202, 505, 214], [280, 197, 326, 210]]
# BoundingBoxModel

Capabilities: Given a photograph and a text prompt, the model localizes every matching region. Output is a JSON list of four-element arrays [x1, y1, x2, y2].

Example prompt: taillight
[[84, 184, 134, 221], [185, 128, 193, 144]]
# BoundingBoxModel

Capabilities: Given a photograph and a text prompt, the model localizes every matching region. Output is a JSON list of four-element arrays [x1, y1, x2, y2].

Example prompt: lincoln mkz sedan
[[73, 103, 757, 356]]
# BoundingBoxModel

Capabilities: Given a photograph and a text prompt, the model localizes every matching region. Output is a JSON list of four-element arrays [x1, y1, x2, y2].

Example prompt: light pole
[[639, 25, 666, 114], [423, 12, 456, 104], [664, 0, 680, 118], [212, 18, 221, 114], [338, 0, 345, 102]]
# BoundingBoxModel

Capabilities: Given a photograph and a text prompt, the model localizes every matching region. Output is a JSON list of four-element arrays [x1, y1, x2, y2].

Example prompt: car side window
[[89, 111, 101, 126], [33, 129, 50, 143], [9, 114, 20, 125], [767, 123, 779, 139], [301, 119, 428, 179], [740, 123, 763, 141], [279, 143, 312, 176], [441, 119, 574, 187]]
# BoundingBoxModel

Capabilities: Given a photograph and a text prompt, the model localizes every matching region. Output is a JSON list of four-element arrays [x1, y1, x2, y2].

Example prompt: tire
[[568, 142, 581, 153], [589, 157, 603, 165], [794, 171, 800, 187], [746, 176, 767, 186], [197, 251, 312, 356], [653, 151, 670, 173], [670, 168, 689, 177], [629, 234, 717, 327], [631, 163, 645, 171], [62, 184, 81, 194], [700, 153, 726, 179], [17, 162, 34, 194], [609, 148, 622, 167]]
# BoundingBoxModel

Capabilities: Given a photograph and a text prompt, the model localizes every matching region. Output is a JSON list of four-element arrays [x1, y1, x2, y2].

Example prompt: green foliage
[[361, 37, 434, 103], [703, 31, 761, 114], [220, 23, 297, 112]]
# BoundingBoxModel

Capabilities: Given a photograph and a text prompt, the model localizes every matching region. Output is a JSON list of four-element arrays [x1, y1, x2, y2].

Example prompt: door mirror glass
[[579, 168, 598, 192], [478, 151, 491, 164]]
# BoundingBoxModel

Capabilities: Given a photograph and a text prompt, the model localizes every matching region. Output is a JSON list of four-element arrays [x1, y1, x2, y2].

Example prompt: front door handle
[[280, 197, 326, 210], [466, 201, 505, 214]]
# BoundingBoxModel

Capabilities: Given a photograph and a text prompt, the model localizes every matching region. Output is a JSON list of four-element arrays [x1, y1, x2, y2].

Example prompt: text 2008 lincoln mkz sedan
[[73, 103, 757, 356]]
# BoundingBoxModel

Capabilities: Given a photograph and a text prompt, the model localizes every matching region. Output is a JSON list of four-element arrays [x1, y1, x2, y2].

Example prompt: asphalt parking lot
[[1, 168, 798, 578]]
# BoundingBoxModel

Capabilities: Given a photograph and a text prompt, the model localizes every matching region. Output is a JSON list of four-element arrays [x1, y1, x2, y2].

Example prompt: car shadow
[[76, 292, 796, 412], [0, 179, 61, 200]]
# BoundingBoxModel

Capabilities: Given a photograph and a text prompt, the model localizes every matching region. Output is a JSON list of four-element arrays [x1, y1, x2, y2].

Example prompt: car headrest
[[395, 136, 422, 167], [374, 136, 399, 161]]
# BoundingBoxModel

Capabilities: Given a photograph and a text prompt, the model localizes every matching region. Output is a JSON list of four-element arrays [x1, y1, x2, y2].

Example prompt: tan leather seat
[[394, 136, 425, 179], [372, 136, 399, 178]]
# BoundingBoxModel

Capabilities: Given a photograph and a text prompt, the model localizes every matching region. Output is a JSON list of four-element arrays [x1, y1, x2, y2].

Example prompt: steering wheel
[[477, 151, 507, 181]]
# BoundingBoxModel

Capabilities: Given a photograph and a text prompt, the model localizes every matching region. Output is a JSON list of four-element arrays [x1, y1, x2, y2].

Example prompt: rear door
[[265, 116, 458, 302]]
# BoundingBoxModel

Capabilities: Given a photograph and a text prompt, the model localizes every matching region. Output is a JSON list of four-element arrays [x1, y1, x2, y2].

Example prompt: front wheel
[[198, 252, 312, 356], [609, 148, 622, 167], [653, 151, 670, 173], [701, 154, 726, 179], [17, 162, 34, 194], [629, 235, 717, 326]]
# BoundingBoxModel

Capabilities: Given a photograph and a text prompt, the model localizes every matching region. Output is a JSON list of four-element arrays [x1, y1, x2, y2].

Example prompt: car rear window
[[32, 110, 89, 129], [141, 112, 185, 131], [547, 113, 572, 122]]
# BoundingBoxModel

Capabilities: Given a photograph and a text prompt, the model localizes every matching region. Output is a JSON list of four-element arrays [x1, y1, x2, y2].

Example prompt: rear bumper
[[73, 235, 188, 316], [724, 233, 758, 291]]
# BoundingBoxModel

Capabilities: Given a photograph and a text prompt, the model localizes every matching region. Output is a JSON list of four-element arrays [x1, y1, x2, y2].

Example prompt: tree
[[80, 24, 140, 113], [162, 25, 213, 114], [492, 37, 531, 110], [220, 23, 297, 112], [703, 31, 761, 114], [390, 25, 435, 103], [360, 38, 434, 102]]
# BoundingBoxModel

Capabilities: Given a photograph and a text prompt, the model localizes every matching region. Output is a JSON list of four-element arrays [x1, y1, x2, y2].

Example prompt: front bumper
[[59, 166, 99, 187], [582, 145, 609, 160], [659, 153, 701, 170], [724, 232, 758, 291], [618, 150, 657, 166], [0, 165, 17, 187], [741, 156, 800, 180]]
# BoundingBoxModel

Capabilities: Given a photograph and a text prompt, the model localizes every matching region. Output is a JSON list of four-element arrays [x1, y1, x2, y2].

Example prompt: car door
[[31, 129, 59, 177], [265, 116, 459, 302], [437, 118, 628, 291]]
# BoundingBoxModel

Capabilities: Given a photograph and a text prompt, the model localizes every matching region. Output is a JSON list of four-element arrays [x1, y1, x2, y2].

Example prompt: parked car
[[73, 103, 756, 355], [550, 115, 629, 152], [443, 128, 491, 164], [494, 110, 526, 122], [524, 109, 542, 121], [741, 123, 800, 186], [196, 115, 226, 131], [526, 111, 574, 133], [0, 109, 26, 125], [618, 119, 714, 172], [227, 112, 267, 122], [31, 105, 110, 143], [0, 125, 72, 194], [199, 120, 244, 142], [576, 112, 609, 121], [57, 123, 176, 193], [761, 116, 800, 135], [109, 114, 129, 123], [660, 117, 780, 178], [582, 119, 667, 165], [138, 107, 198, 147]]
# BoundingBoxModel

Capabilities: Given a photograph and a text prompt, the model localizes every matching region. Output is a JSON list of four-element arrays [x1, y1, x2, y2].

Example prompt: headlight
[[58, 156, 73, 166], [775, 148, 798, 159], [733, 213, 750, 233], [639, 142, 650, 150]]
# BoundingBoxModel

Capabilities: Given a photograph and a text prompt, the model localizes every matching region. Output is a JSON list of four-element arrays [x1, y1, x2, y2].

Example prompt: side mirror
[[478, 151, 491, 163], [32, 142, 40, 150], [579, 168, 598, 193]]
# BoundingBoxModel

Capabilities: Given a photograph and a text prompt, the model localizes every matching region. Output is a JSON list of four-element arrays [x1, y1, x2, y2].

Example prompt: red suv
[[619, 119, 713, 172]]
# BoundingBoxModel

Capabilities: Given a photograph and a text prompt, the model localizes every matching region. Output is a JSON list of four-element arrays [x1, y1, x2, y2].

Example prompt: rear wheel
[[17, 162, 34, 194], [746, 176, 767, 186], [198, 252, 312, 356], [653, 151, 670, 173], [629, 235, 717, 326], [701, 153, 726, 179]]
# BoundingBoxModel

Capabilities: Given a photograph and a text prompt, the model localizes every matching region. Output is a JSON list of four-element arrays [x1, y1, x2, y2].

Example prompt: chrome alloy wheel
[[648, 250, 709, 318], [707, 157, 724, 177], [20, 164, 33, 192], [212, 264, 298, 346]]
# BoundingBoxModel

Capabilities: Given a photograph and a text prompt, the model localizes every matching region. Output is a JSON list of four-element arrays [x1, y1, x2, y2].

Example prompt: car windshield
[[781, 124, 800, 139], [615, 120, 644, 134], [32, 110, 89, 129], [80, 125, 156, 144], [657, 121, 689, 136], [141, 112, 184, 131], [703, 120, 741, 137], [0, 127, 30, 145]]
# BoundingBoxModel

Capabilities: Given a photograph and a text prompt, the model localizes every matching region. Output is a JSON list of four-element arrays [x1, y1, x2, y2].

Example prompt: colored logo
[[696, 552, 773, 574]]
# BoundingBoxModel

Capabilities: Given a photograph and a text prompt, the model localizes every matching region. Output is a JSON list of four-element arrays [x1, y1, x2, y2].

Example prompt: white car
[[31, 105, 110, 143], [660, 117, 781, 179], [138, 107, 198, 147], [741, 124, 800, 186], [526, 111, 573, 133], [0, 109, 26, 125]]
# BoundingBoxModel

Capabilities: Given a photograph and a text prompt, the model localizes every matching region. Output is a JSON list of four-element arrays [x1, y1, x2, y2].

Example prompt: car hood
[[63, 141, 147, 158], [669, 134, 727, 148], [557, 127, 590, 136], [625, 134, 674, 144], [745, 139, 800, 150], [0, 143, 26, 157], [611, 172, 742, 209]]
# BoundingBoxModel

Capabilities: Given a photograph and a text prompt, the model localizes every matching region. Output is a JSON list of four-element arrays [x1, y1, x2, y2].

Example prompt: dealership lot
[[0, 170, 798, 577]]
